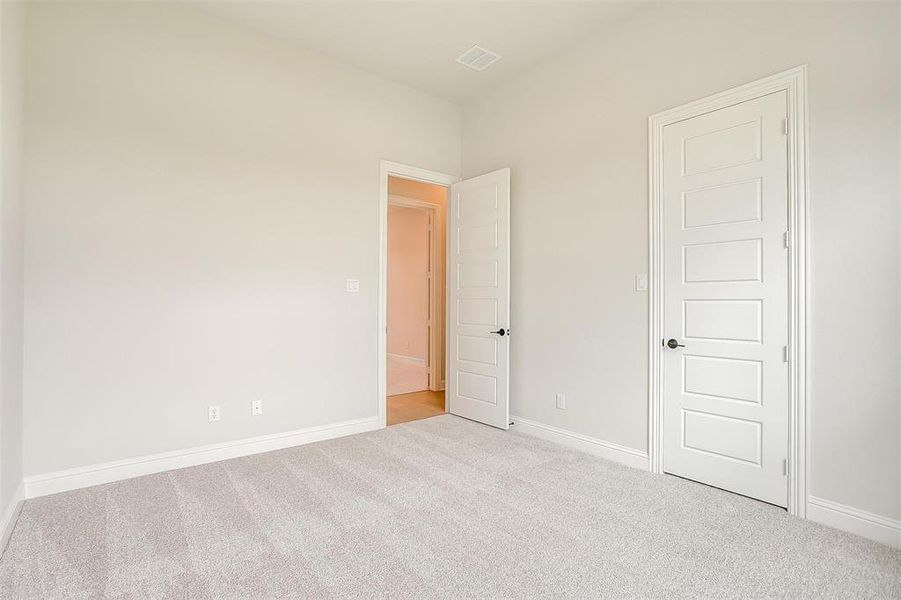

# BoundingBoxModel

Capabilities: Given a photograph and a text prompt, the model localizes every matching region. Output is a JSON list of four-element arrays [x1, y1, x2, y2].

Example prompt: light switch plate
[[346, 278, 360, 293], [635, 274, 648, 292], [555, 393, 566, 410]]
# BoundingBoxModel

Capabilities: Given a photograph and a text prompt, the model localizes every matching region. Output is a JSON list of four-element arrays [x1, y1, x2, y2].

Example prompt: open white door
[[447, 168, 510, 429]]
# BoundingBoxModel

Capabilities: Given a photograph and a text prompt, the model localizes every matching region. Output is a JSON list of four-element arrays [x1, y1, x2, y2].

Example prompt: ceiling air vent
[[455, 45, 502, 71]]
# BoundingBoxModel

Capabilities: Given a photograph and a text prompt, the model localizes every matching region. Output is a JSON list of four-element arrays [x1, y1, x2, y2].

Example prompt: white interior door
[[447, 168, 510, 429], [662, 91, 789, 506]]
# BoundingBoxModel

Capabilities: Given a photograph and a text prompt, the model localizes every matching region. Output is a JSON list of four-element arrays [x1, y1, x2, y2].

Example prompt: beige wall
[[0, 0, 25, 523], [22, 2, 461, 477], [387, 205, 430, 361], [462, 1, 900, 519]]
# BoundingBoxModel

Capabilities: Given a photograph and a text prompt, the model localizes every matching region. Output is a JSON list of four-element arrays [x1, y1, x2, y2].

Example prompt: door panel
[[683, 238, 762, 283], [683, 179, 762, 228], [683, 355, 762, 404], [447, 168, 510, 429], [662, 91, 789, 507]]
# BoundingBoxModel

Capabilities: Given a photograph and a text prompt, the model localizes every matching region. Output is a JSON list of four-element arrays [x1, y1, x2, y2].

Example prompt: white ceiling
[[199, 1, 645, 103]]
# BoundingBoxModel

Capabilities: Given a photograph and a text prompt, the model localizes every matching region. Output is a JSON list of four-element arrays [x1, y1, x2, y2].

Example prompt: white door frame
[[379, 160, 458, 427], [387, 193, 445, 392], [648, 66, 809, 517]]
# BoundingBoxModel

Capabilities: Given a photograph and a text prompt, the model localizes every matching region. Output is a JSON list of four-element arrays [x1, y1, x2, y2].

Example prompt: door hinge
[[783, 345, 789, 363], [782, 117, 790, 136], [782, 459, 789, 476], [783, 231, 790, 249]]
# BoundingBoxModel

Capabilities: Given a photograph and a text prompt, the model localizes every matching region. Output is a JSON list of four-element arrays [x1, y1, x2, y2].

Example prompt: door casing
[[379, 160, 458, 428], [648, 66, 809, 517]]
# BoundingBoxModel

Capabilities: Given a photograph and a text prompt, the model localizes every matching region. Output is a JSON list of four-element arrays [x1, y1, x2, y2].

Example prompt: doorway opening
[[386, 175, 449, 425], [379, 161, 511, 430]]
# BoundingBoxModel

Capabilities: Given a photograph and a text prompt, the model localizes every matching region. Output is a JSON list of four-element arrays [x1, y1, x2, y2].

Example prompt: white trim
[[379, 160, 458, 425], [23, 416, 380, 499], [647, 65, 809, 516], [388, 193, 441, 211], [808, 496, 901, 548], [387, 352, 427, 365], [512, 415, 650, 471], [0, 481, 24, 558]]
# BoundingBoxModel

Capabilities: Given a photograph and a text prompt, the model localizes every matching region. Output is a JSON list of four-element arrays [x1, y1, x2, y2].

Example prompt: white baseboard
[[0, 481, 24, 558], [387, 353, 426, 365], [808, 495, 901, 548], [512, 415, 650, 471], [24, 416, 382, 500], [511, 418, 899, 548]]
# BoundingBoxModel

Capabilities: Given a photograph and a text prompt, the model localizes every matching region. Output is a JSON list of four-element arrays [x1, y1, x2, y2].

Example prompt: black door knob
[[491, 328, 507, 337], [666, 338, 685, 349]]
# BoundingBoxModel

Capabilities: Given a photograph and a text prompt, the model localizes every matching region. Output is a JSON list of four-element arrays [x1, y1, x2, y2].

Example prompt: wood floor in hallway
[[387, 390, 445, 425]]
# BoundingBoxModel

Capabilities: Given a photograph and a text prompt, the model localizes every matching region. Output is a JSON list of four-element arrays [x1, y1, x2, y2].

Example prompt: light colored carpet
[[1, 414, 899, 599]]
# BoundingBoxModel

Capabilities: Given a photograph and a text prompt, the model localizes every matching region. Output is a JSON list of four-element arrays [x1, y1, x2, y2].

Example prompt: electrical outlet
[[208, 405, 221, 422], [555, 393, 566, 410], [345, 278, 360, 293], [251, 400, 263, 416]]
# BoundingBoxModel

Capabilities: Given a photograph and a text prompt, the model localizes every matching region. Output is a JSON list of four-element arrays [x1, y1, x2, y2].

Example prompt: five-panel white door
[[662, 91, 790, 507], [447, 168, 510, 430]]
